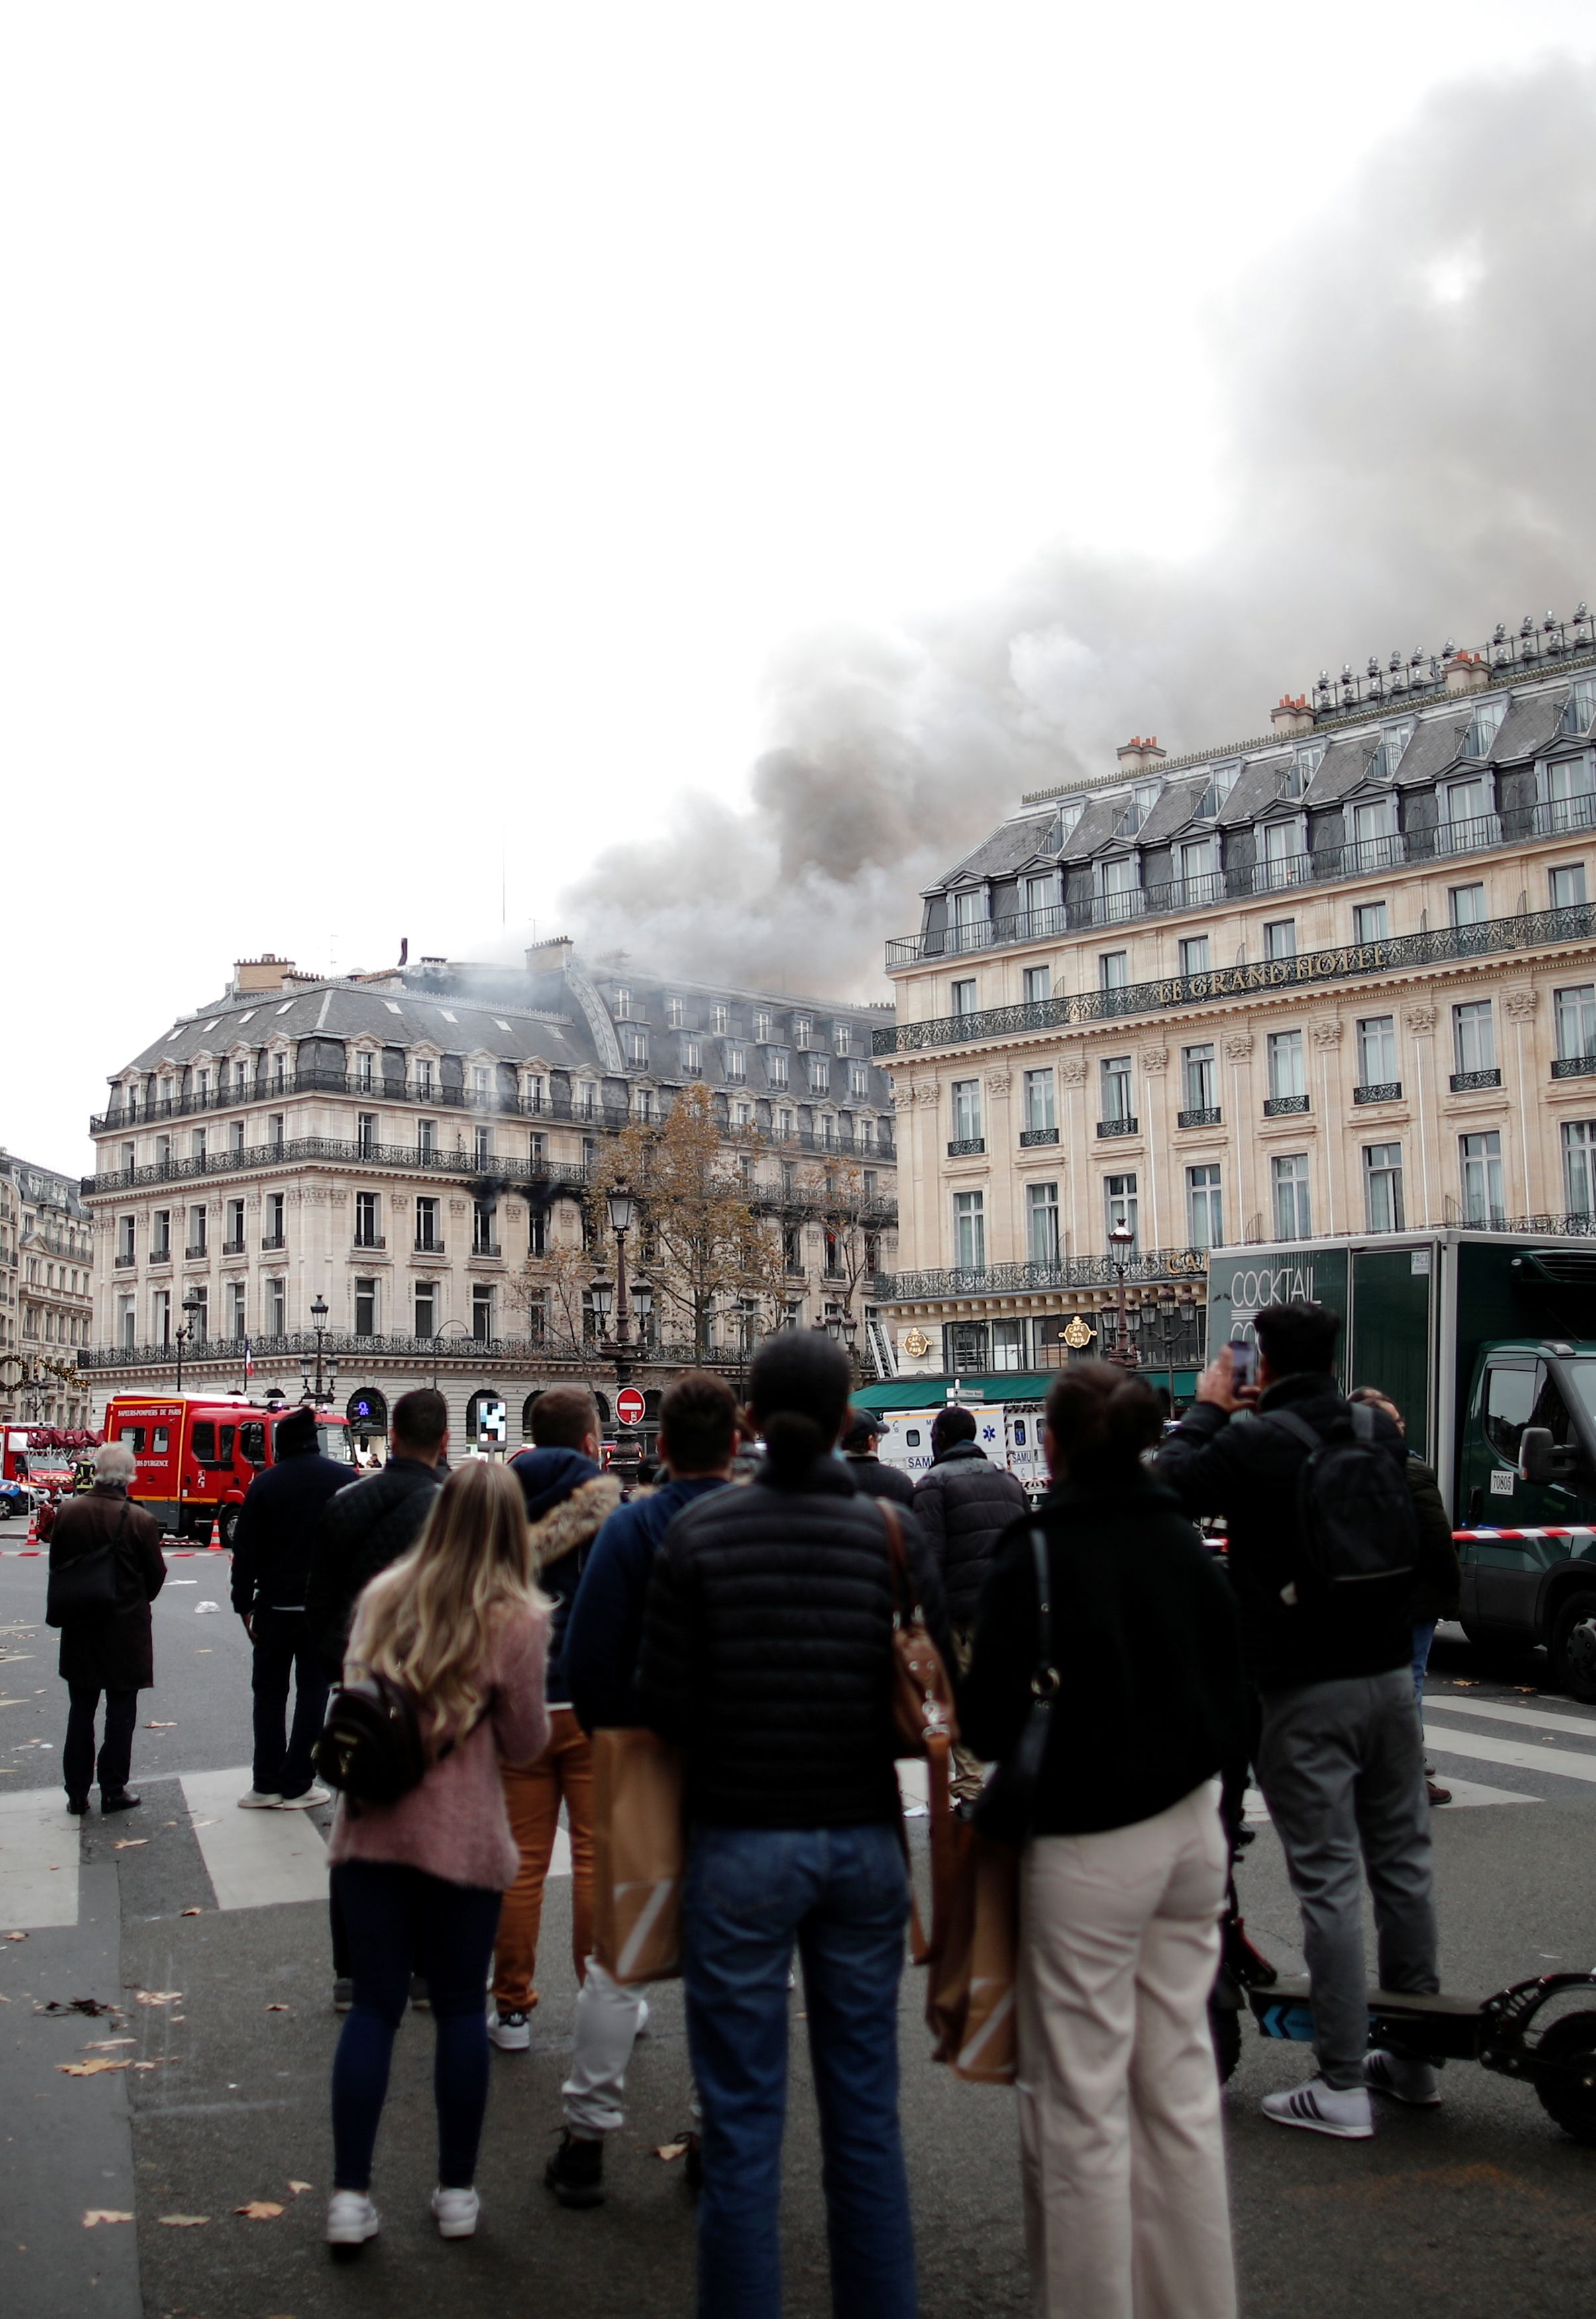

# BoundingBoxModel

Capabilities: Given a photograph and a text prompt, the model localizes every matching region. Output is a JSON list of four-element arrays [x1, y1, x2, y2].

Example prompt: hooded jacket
[[509, 1448, 623, 1707], [564, 1474, 730, 1732], [912, 1439, 1030, 1627]]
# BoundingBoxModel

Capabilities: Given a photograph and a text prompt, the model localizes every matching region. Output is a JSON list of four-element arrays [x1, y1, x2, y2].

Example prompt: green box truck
[[1205, 1231, 1596, 1696]]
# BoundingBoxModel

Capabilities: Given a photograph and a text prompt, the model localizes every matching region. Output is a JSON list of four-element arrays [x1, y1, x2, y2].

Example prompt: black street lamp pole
[[598, 1186, 637, 1387], [174, 1295, 202, 1393], [431, 1318, 470, 1388], [311, 1294, 329, 1405], [1107, 1223, 1138, 1368]]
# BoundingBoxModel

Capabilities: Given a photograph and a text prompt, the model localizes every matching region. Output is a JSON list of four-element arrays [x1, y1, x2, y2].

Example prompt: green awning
[[850, 1369, 1200, 1413]]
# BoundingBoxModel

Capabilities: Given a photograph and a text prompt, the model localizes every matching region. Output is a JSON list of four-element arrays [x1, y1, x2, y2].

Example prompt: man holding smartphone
[[1155, 1299, 1442, 2143]]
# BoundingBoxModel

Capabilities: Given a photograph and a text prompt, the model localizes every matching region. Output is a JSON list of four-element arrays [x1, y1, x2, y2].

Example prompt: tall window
[[953, 1189, 985, 1271], [753, 1008, 772, 1043], [354, 1190, 380, 1247], [413, 1280, 437, 1337], [1460, 1130, 1505, 1224], [1363, 1144, 1405, 1232], [188, 1204, 207, 1257], [229, 1117, 245, 1153], [264, 1191, 285, 1246], [1547, 754, 1595, 832], [1101, 1055, 1133, 1123], [682, 1040, 702, 1074], [725, 1043, 747, 1082], [187, 1287, 207, 1342], [472, 1284, 494, 1342], [118, 1213, 135, 1262], [1260, 818, 1302, 886], [951, 977, 977, 1016], [952, 890, 989, 949], [808, 1054, 830, 1095], [356, 1111, 378, 1158], [524, 1074, 546, 1112], [1564, 1120, 1596, 1217], [1357, 1016, 1397, 1086], [1187, 1163, 1224, 1249], [850, 1061, 869, 1099], [472, 1200, 496, 1254], [793, 1015, 812, 1050], [225, 1197, 245, 1252], [1272, 1153, 1312, 1238], [1098, 856, 1142, 919], [1554, 985, 1596, 1062], [1023, 869, 1061, 922], [1023, 1068, 1056, 1134], [228, 1280, 246, 1339], [1182, 1042, 1216, 1112], [357, 1050, 374, 1089], [834, 1022, 851, 1055], [415, 1196, 441, 1252], [266, 1277, 286, 1335], [152, 1288, 171, 1345], [1267, 1029, 1306, 1101], [1026, 1181, 1061, 1265], [354, 1279, 377, 1336], [1022, 964, 1051, 1004], [1551, 863, 1588, 908], [1560, 678, 1596, 737], [415, 1057, 435, 1097], [1453, 1000, 1496, 1077], [191, 1127, 207, 1162], [1448, 882, 1487, 928], [951, 1079, 982, 1142], [1103, 1174, 1138, 1248], [1099, 950, 1128, 991], [118, 1295, 135, 1350], [1354, 901, 1389, 944], [1263, 918, 1297, 961], [1179, 935, 1210, 977], [666, 996, 684, 1028]]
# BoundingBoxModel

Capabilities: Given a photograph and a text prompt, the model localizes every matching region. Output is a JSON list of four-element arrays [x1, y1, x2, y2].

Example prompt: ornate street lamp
[[175, 1295, 203, 1393], [430, 1316, 470, 1389], [310, 1293, 329, 1406], [597, 1185, 637, 1387], [1107, 1223, 1138, 1368]]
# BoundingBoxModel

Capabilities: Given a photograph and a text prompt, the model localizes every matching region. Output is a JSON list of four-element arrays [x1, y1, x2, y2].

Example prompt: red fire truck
[[101, 1393, 355, 1544]]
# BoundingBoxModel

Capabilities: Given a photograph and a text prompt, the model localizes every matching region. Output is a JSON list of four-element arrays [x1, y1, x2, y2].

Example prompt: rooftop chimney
[[525, 937, 575, 971], [1271, 693, 1315, 735], [1114, 736, 1166, 779], [1444, 649, 1491, 696], [233, 953, 295, 994]]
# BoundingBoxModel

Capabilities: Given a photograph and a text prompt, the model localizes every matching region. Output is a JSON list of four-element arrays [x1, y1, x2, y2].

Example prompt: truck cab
[[103, 1393, 354, 1543], [1458, 1339, 1596, 1694]]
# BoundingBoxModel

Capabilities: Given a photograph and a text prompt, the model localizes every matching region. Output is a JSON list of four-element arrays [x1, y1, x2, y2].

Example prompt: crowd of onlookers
[[46, 1291, 1458, 2316]]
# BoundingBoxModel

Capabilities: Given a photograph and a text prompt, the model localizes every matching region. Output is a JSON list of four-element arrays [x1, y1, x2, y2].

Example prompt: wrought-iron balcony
[[184, 1241, 208, 1260], [1450, 1068, 1503, 1093], [876, 1246, 1210, 1303], [1096, 1115, 1140, 1138], [470, 1240, 502, 1260], [882, 799, 1596, 973], [148, 1246, 172, 1267], [946, 1137, 986, 1157], [875, 898, 1595, 1054], [81, 1136, 596, 1197], [1263, 1094, 1309, 1117], [221, 1236, 246, 1256], [114, 1251, 137, 1268], [1355, 1081, 1403, 1105], [1019, 1126, 1059, 1146], [1551, 1052, 1596, 1079], [1177, 1106, 1222, 1130], [353, 1234, 387, 1251], [260, 1232, 286, 1251]]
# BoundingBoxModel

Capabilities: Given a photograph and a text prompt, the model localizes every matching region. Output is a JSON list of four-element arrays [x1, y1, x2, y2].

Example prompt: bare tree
[[794, 1156, 877, 1324]]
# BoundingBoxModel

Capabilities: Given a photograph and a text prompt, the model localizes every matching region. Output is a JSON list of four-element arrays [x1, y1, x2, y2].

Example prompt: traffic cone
[[207, 1515, 223, 1552], [25, 1509, 37, 1547]]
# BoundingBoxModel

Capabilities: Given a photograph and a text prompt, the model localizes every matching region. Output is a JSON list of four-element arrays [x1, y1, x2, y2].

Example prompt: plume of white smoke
[[562, 62, 1596, 995]]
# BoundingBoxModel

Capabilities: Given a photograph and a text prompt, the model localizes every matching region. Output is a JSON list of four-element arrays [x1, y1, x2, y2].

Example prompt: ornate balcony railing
[[1096, 1116, 1140, 1138], [1450, 1068, 1503, 1093], [1354, 1082, 1403, 1105], [875, 900, 1596, 1053], [946, 1138, 986, 1157], [1177, 1106, 1222, 1130], [1019, 1126, 1059, 1146], [1263, 1094, 1310, 1117], [81, 1138, 596, 1197], [877, 1247, 1210, 1302], [1551, 1053, 1596, 1079], [76, 1330, 799, 1375], [882, 804, 1596, 972]]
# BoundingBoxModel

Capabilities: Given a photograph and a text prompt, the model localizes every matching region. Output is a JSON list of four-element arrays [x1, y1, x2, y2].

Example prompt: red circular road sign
[[615, 1387, 647, 1428]]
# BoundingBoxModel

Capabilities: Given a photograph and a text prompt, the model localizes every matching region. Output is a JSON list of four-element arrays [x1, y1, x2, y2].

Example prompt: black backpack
[[1261, 1402, 1417, 1603], [315, 1674, 429, 1806]]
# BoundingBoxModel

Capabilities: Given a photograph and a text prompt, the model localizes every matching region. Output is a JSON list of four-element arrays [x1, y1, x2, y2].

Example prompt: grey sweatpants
[[1255, 1668, 1438, 2089]]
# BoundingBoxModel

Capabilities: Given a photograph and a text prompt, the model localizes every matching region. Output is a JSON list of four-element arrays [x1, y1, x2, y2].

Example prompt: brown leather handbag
[[879, 1501, 959, 1758]]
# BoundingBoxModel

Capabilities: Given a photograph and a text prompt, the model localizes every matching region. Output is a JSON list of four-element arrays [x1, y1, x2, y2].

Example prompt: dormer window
[[1044, 800, 1085, 853], [1096, 855, 1143, 922], [833, 1022, 851, 1055], [682, 1037, 702, 1073], [753, 1008, 773, 1043], [1561, 678, 1596, 738], [711, 1002, 729, 1036], [666, 997, 685, 1029], [1462, 697, 1507, 760], [613, 986, 631, 1018], [793, 1015, 812, 1050], [1372, 723, 1413, 782], [1116, 782, 1161, 838], [1199, 763, 1242, 816]]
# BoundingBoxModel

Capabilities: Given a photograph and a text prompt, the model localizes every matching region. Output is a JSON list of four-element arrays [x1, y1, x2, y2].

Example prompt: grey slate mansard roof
[[3, 1153, 89, 1218], [106, 953, 898, 1112], [918, 663, 1589, 900]]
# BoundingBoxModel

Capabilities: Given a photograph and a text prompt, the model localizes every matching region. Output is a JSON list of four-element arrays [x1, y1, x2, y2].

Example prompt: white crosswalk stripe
[[0, 1785, 80, 1929], [1421, 1718, 1596, 1785]]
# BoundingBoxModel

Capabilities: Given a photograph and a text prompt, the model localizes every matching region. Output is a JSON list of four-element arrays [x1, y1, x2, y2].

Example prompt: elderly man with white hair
[[46, 1438, 167, 1813]]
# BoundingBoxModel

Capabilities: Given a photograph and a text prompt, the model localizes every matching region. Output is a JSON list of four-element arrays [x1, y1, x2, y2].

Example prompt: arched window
[[465, 1389, 508, 1446], [345, 1387, 388, 1453]]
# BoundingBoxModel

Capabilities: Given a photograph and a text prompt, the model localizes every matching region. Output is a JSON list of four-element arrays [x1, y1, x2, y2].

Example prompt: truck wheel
[[219, 1505, 240, 1552], [1550, 1591, 1596, 1704], [1210, 2002, 1242, 2084], [1532, 2012, 1596, 2142]]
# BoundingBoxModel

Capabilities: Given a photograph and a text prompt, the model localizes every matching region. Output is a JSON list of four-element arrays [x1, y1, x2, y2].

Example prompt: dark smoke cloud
[[563, 61, 1596, 995]]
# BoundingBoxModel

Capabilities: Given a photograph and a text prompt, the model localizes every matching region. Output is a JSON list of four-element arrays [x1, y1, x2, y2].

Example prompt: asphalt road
[[3, 1511, 1595, 2318]]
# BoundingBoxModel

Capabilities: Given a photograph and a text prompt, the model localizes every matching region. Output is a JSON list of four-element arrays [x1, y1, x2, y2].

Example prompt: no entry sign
[[616, 1387, 647, 1427]]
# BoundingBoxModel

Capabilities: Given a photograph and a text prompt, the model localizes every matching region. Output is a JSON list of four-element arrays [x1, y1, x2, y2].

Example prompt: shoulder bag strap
[[1029, 1526, 1056, 1693], [880, 1499, 922, 1626], [1256, 1407, 1322, 1457]]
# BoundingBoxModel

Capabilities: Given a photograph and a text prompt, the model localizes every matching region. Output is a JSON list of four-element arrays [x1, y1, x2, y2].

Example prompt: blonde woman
[[325, 1462, 549, 2251]]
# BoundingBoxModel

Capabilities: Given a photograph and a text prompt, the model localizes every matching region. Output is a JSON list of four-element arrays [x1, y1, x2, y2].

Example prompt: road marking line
[[1424, 1695, 1596, 1741], [1244, 1773, 1536, 1819], [0, 1784, 81, 1928], [179, 1769, 330, 1910], [1423, 1719, 1596, 1784]]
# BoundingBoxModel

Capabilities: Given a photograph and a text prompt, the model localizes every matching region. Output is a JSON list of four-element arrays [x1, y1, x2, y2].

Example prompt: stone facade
[[1, 1154, 95, 1429]]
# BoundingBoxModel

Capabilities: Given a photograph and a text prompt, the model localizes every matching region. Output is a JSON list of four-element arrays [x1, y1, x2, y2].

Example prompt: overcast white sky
[[4, 2, 1595, 1174]]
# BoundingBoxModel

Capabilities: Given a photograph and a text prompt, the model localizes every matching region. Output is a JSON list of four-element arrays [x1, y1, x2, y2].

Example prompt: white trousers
[[1016, 1783, 1236, 2319], [562, 1957, 648, 2135]]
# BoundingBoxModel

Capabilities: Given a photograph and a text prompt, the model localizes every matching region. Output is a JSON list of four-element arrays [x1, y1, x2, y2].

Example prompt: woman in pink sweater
[[325, 1462, 549, 2251]]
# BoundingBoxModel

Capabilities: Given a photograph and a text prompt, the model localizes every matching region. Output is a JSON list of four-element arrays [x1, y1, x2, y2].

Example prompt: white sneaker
[[237, 1789, 282, 1809], [1364, 2048, 1442, 2106], [431, 2185, 480, 2238], [276, 1784, 331, 1809], [325, 2189, 380, 2246], [488, 2006, 531, 2051], [1261, 2078, 1374, 2138], [636, 1996, 651, 2036]]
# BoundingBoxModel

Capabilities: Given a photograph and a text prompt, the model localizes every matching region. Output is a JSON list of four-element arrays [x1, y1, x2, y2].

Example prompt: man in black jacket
[[305, 1387, 448, 1681], [1156, 1299, 1441, 2139], [231, 1405, 354, 1809], [912, 1405, 1027, 1798], [841, 1410, 915, 1507]]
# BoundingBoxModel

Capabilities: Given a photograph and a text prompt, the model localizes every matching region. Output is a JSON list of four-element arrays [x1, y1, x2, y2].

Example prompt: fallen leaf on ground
[[133, 2061, 164, 2071], [145, 1721, 177, 1730], [287, 2179, 312, 2194], [191, 1817, 219, 1828], [235, 2200, 284, 2220], [264, 2003, 290, 2012], [114, 1839, 148, 1850], [5, 1931, 27, 1941], [180, 1908, 203, 1917], [82, 2210, 133, 2226], [158, 2214, 209, 2228], [36, 1997, 121, 2018], [59, 2057, 131, 2076], [1450, 1678, 1479, 1688], [135, 1990, 182, 2005], [655, 2140, 690, 2163], [83, 2037, 136, 2049], [1515, 1686, 1540, 1694]]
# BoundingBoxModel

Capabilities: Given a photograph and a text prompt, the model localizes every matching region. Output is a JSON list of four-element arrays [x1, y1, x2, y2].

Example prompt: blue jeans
[[330, 1861, 502, 2191], [250, 1606, 329, 1798], [1411, 1621, 1437, 1710], [682, 1821, 916, 2319]]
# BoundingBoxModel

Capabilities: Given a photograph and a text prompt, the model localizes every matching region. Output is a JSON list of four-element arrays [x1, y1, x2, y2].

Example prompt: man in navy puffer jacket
[[543, 1371, 739, 2206]]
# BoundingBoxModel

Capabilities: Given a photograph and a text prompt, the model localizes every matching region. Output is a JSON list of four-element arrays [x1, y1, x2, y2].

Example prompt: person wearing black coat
[[911, 1404, 1028, 1799], [960, 1362, 1244, 2319], [637, 1332, 947, 2319], [49, 1442, 166, 1813], [840, 1409, 916, 1508], [304, 1390, 449, 1681], [1350, 1386, 1462, 1807], [231, 1405, 358, 1809]]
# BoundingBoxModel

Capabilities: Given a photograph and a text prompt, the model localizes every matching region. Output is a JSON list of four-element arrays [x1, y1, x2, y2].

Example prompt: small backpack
[[315, 1674, 429, 1806], [1261, 1402, 1418, 1605]]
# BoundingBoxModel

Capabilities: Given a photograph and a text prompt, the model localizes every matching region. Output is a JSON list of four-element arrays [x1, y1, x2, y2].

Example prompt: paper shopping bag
[[590, 1726, 686, 1985]]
